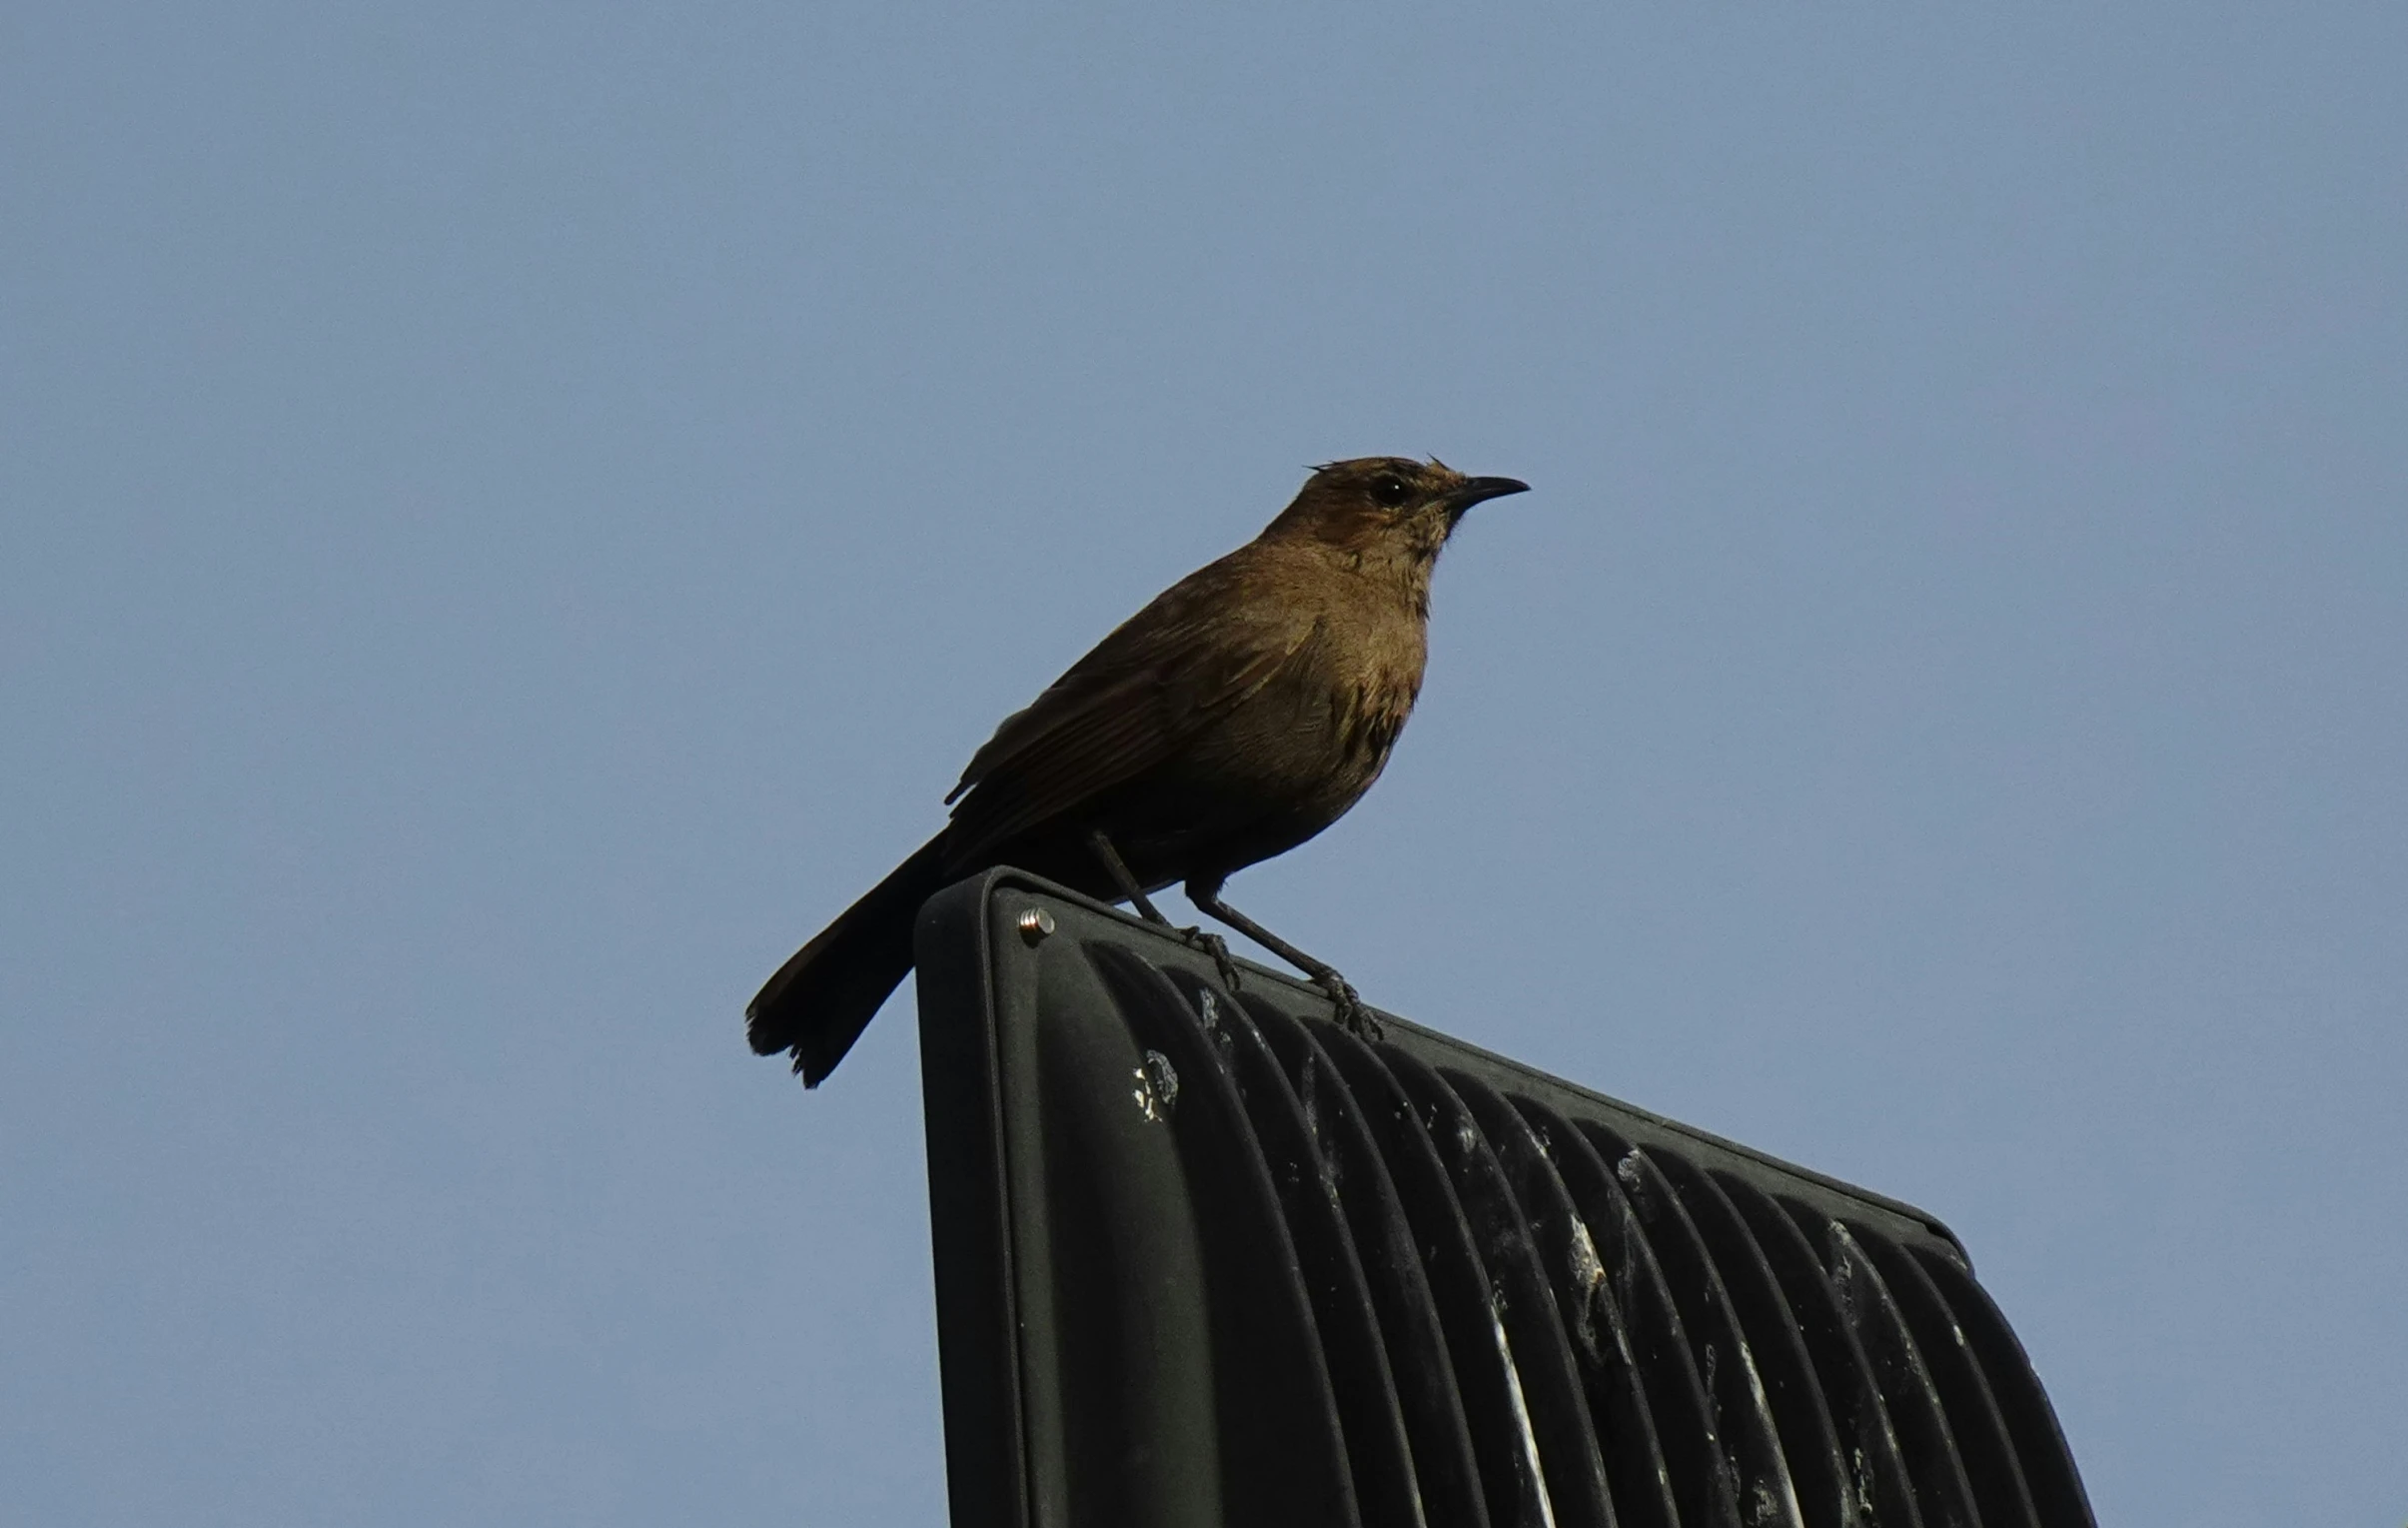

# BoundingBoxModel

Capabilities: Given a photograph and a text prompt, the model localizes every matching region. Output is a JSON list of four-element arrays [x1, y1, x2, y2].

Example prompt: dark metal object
[[915, 869, 2095, 1528]]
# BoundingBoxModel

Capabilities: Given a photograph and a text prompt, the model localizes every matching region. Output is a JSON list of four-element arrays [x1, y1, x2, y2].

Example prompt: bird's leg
[[1086, 828, 1172, 924], [1087, 830, 1244, 991], [1186, 875, 1377, 1039]]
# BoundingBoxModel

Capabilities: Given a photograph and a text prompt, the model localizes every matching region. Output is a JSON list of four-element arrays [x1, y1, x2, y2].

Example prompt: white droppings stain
[[1298, 1059, 1345, 1202], [1569, 1221, 1606, 1296], [1750, 1479, 1781, 1525], [1491, 1310, 1559, 1528], [1734, 1345, 1805, 1527], [1130, 1050, 1179, 1122], [1829, 1224, 1875, 1326], [1565, 1219, 1607, 1352]]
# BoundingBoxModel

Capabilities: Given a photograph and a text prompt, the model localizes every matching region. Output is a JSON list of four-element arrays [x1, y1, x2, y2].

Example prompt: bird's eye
[[1371, 476, 1410, 509]]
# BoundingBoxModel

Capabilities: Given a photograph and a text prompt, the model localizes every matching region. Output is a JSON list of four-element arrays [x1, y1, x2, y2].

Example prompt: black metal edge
[[1579, 1119, 1808, 1528], [1711, 1173, 1927, 1528], [1648, 1151, 1854, 1528], [964, 868, 1964, 1259], [1426, 1035, 1962, 1263], [1379, 1046, 1622, 1528], [1163, 973, 1426, 1528], [1904, 1249, 2095, 1528], [1247, 999, 1496, 1528], [915, 872, 1032, 1528], [1847, 1228, 2040, 1528], [1513, 1093, 1746, 1528], [1317, 1019, 1559, 1528], [917, 867, 2076, 1528], [1084, 946, 1363, 1528], [1802, 1213, 1983, 1528], [1446, 1067, 1683, 1528]]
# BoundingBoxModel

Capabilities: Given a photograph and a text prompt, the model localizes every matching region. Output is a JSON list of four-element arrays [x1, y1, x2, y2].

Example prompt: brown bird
[[748, 456, 1530, 1084]]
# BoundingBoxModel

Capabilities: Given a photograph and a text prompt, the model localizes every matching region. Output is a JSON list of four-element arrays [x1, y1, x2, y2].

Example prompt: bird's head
[[1266, 457, 1530, 565]]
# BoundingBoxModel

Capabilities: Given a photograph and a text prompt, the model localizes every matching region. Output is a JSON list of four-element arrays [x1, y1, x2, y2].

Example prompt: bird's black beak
[[1447, 476, 1531, 513]]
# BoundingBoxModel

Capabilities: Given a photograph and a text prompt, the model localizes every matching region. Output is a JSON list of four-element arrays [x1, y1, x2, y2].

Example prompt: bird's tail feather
[[746, 833, 953, 1086]]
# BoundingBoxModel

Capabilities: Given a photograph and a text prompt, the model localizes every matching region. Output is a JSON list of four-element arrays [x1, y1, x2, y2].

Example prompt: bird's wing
[[941, 548, 1317, 861]]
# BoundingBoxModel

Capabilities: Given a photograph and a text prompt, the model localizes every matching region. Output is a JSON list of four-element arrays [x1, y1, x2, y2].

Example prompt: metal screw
[[1016, 906, 1056, 943]]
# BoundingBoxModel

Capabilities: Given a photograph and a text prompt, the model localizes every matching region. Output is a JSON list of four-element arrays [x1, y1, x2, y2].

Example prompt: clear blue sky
[[5, 4, 2402, 1524]]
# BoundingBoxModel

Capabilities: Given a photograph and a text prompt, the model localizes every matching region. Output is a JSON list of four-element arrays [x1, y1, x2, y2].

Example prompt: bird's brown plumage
[[748, 456, 1528, 1083]]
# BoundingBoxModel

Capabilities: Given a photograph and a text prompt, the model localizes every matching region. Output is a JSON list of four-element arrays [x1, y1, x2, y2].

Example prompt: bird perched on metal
[[748, 456, 1530, 1085]]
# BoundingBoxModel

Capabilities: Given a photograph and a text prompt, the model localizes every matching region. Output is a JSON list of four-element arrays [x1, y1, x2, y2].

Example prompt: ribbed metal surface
[[915, 870, 2095, 1528]]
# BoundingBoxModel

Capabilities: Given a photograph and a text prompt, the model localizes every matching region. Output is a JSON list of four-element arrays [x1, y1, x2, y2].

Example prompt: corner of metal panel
[[915, 869, 1031, 1528]]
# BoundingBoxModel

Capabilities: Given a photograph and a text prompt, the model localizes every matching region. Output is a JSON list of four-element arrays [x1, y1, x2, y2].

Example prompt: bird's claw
[[1178, 926, 1244, 992], [1321, 974, 1382, 1040]]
